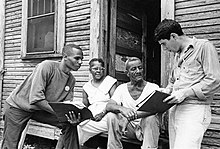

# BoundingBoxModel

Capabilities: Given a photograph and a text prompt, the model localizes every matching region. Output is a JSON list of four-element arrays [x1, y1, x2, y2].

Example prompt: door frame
[[108, 0, 147, 81], [160, 0, 175, 87], [90, 0, 175, 86], [89, 0, 109, 76], [108, 0, 117, 77]]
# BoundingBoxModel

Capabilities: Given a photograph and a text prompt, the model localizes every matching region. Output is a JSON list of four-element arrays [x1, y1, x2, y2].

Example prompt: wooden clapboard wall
[[65, 0, 91, 100], [0, 0, 5, 143], [1, 0, 91, 124], [175, 0, 220, 148]]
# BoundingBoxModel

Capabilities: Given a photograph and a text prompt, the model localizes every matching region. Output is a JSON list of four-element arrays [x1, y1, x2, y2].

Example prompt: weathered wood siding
[[1, 0, 91, 118], [175, 0, 220, 148], [65, 0, 91, 100]]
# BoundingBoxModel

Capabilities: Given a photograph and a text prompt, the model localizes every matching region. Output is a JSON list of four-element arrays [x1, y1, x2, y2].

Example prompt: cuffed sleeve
[[191, 85, 207, 100], [193, 41, 220, 99]]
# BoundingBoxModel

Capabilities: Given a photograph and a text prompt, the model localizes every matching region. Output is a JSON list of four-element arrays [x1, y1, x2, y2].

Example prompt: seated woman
[[77, 58, 117, 148]]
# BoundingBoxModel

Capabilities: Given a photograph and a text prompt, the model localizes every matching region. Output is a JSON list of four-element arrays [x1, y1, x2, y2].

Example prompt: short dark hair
[[89, 58, 105, 67], [62, 44, 82, 56], [154, 19, 184, 42]]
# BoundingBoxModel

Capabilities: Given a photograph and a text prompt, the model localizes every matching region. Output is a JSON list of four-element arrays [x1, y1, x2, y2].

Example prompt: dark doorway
[[143, 0, 161, 85], [108, 0, 161, 85]]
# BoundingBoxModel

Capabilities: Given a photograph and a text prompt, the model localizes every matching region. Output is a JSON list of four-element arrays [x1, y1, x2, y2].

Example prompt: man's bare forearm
[[106, 102, 122, 113]]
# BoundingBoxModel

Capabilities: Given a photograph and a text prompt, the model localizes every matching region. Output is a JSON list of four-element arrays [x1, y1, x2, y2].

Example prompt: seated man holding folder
[[105, 57, 160, 149]]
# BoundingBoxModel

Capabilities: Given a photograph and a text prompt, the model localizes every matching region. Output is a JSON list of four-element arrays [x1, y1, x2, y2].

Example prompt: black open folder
[[136, 90, 175, 115], [49, 102, 93, 122]]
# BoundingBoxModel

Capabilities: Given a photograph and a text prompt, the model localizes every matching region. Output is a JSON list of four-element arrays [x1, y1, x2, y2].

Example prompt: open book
[[136, 90, 175, 115], [49, 102, 94, 122]]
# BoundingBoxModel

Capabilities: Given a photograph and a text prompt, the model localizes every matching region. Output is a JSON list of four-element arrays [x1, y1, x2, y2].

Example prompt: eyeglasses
[[91, 67, 105, 71]]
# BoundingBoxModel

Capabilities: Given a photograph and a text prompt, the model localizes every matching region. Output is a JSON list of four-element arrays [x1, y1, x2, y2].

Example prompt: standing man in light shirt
[[154, 19, 220, 149]]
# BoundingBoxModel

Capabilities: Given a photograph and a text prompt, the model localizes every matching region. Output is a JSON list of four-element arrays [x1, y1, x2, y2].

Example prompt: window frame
[[21, 0, 65, 59]]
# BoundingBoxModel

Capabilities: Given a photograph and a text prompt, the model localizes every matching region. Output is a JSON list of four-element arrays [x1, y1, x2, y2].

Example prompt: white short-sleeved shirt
[[83, 75, 117, 115], [111, 82, 159, 124]]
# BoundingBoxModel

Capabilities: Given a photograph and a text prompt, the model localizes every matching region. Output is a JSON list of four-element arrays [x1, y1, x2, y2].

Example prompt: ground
[[22, 134, 140, 149], [22, 133, 169, 149], [23, 135, 57, 149]]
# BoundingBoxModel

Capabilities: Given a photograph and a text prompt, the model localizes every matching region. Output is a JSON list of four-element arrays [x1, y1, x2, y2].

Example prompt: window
[[21, 0, 65, 58]]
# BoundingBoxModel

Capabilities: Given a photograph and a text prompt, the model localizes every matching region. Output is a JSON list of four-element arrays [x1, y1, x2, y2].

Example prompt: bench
[[83, 130, 169, 149], [20, 119, 169, 149]]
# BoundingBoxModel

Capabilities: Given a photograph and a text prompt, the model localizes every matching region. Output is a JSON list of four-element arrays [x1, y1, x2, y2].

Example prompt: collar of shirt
[[177, 37, 196, 67]]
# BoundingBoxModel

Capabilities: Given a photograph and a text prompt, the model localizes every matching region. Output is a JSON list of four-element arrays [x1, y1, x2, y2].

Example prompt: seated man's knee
[[141, 115, 159, 127], [106, 112, 118, 122], [106, 112, 126, 127]]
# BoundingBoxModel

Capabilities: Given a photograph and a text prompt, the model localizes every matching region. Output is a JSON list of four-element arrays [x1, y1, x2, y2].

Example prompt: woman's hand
[[65, 111, 81, 126]]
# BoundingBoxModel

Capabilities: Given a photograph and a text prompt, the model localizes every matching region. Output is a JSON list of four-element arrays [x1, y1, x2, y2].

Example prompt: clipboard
[[49, 102, 93, 122], [136, 90, 175, 114]]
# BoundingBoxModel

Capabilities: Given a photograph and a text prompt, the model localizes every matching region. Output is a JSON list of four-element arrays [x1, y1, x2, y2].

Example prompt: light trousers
[[77, 116, 108, 145], [106, 113, 160, 149], [169, 104, 211, 149]]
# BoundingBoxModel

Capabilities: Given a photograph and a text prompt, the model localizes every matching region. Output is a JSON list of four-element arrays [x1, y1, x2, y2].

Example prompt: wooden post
[[90, 0, 101, 59], [0, 0, 5, 119], [90, 0, 109, 77], [159, 0, 175, 135], [100, 0, 109, 73], [21, 0, 28, 57], [56, 0, 65, 54], [18, 121, 30, 149], [160, 0, 175, 87], [108, 0, 117, 77]]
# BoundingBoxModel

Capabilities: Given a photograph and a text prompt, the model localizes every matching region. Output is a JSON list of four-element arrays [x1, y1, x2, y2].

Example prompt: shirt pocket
[[182, 60, 202, 78]]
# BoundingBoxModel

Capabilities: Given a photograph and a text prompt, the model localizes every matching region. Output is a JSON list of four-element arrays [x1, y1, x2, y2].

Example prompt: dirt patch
[[23, 135, 57, 149]]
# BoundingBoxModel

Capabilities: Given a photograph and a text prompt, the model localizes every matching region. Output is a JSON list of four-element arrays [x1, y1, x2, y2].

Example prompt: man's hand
[[65, 111, 81, 126], [93, 111, 105, 122], [118, 115, 130, 135], [120, 107, 137, 121], [163, 88, 194, 104]]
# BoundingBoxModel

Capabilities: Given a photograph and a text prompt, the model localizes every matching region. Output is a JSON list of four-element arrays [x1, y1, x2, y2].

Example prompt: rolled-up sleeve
[[191, 41, 220, 99]]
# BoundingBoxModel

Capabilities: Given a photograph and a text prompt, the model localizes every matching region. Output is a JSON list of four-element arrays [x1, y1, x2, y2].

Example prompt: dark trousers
[[1, 103, 79, 149]]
